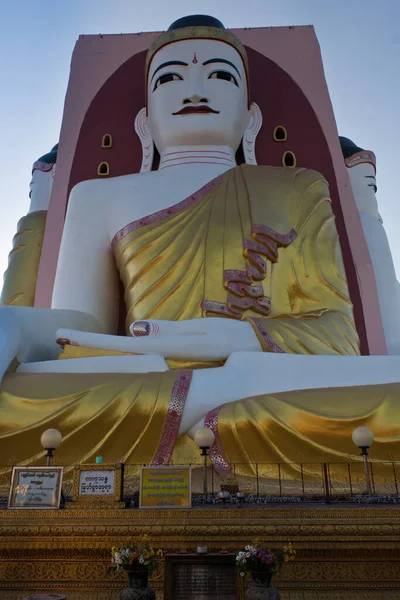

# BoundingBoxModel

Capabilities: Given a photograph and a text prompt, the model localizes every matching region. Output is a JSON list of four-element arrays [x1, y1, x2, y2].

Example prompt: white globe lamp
[[352, 427, 374, 450], [352, 426, 374, 495], [194, 427, 215, 497], [194, 427, 215, 450], [40, 428, 62, 466]]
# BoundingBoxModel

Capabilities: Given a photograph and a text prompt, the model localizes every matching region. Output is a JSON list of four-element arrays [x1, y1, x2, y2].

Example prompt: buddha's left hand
[[127, 318, 262, 360]]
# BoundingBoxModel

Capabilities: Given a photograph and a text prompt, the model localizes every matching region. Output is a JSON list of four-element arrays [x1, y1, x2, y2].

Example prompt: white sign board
[[78, 469, 115, 496], [8, 467, 63, 509]]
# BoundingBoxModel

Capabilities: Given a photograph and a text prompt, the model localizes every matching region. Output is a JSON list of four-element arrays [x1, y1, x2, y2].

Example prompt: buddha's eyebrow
[[202, 58, 242, 79], [150, 61, 188, 82], [365, 174, 378, 190]]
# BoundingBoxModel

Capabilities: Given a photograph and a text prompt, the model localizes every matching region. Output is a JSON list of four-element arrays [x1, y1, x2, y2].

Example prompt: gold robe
[[0, 211, 47, 307], [1, 165, 399, 481]]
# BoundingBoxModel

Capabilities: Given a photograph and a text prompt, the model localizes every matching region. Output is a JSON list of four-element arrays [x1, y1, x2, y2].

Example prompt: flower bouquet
[[111, 534, 163, 591], [236, 542, 295, 586]]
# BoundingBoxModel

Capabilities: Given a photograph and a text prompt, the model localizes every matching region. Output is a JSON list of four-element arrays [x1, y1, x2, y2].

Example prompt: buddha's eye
[[208, 70, 238, 87], [153, 72, 183, 91], [368, 183, 378, 193]]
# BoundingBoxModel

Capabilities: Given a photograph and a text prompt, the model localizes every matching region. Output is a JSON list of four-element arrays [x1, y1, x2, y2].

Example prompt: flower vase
[[120, 567, 155, 600], [246, 573, 280, 600]]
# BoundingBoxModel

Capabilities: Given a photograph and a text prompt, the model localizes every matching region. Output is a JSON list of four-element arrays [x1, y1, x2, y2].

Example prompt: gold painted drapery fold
[[0, 211, 47, 307], [0, 370, 191, 468], [204, 382, 400, 478]]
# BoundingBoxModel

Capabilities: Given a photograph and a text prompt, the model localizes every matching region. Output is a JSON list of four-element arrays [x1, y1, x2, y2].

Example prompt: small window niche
[[282, 151, 296, 168], [101, 134, 113, 148], [273, 126, 287, 142], [97, 161, 110, 176]]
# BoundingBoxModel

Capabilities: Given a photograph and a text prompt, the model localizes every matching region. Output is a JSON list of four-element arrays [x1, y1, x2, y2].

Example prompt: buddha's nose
[[183, 94, 209, 104]]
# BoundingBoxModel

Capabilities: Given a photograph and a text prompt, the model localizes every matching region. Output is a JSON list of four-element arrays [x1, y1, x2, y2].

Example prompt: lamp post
[[194, 427, 215, 497], [40, 428, 62, 466], [352, 426, 374, 495]]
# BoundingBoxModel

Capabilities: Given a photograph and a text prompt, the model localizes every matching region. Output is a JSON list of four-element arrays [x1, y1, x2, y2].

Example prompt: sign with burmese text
[[140, 466, 191, 508], [79, 469, 115, 496], [71, 463, 123, 504], [8, 467, 63, 509]]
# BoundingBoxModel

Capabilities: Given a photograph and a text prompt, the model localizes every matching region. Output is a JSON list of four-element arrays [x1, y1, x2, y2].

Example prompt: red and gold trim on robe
[[151, 371, 192, 466]]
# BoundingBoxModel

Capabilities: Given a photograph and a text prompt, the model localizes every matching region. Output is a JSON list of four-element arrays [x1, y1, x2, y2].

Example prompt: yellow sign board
[[140, 466, 191, 508]]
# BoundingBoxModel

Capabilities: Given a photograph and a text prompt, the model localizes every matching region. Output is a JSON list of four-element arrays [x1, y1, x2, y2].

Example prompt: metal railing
[[1, 459, 399, 506]]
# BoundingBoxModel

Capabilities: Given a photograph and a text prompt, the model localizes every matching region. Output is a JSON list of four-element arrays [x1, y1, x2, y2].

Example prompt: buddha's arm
[[247, 177, 360, 356], [52, 181, 120, 334], [0, 183, 109, 378], [0, 211, 47, 307]]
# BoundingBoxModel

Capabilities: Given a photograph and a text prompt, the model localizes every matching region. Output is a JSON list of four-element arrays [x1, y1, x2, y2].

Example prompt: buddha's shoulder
[[69, 172, 150, 200], [239, 165, 331, 229], [241, 164, 328, 191], [67, 173, 161, 218]]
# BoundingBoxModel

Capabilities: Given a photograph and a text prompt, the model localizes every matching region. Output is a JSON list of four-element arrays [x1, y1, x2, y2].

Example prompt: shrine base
[[1, 506, 400, 599]]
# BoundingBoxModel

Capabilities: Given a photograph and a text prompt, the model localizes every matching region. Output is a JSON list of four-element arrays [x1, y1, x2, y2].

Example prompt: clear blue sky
[[1, 0, 399, 281]]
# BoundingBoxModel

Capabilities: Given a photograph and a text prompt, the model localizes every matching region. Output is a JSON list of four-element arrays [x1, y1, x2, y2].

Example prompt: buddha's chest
[[106, 167, 227, 241], [112, 169, 290, 323]]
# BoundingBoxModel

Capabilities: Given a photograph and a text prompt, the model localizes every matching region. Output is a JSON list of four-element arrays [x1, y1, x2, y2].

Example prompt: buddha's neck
[[158, 146, 236, 171]]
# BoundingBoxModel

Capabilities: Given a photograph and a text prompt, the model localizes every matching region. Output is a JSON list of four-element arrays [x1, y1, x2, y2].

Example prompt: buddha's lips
[[173, 106, 220, 115]]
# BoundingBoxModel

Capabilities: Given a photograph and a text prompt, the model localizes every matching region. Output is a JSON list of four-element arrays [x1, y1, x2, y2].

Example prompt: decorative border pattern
[[204, 225, 297, 320], [252, 224, 297, 250], [131, 321, 151, 336], [250, 317, 285, 354], [204, 406, 231, 474], [151, 371, 192, 466], [111, 176, 222, 248], [56, 338, 79, 348], [31, 160, 54, 174], [345, 150, 376, 172], [203, 299, 242, 319]]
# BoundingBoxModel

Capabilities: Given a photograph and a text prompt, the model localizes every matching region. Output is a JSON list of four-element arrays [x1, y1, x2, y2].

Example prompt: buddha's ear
[[134, 107, 154, 173], [242, 102, 263, 165]]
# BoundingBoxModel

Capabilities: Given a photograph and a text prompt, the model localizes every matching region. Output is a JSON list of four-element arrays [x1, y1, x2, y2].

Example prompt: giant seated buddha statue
[[1, 15, 400, 478]]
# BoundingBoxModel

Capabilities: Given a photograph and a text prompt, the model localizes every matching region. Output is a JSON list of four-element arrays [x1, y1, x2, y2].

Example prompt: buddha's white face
[[147, 39, 249, 152], [347, 161, 379, 219]]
